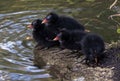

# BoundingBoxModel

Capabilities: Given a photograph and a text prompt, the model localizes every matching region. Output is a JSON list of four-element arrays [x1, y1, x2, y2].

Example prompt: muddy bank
[[33, 41, 120, 81]]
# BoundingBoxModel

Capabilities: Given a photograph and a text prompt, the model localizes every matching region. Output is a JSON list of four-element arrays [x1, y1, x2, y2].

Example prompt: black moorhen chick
[[81, 33, 105, 66], [42, 12, 85, 34], [28, 19, 59, 49], [54, 29, 105, 66], [53, 29, 87, 50]]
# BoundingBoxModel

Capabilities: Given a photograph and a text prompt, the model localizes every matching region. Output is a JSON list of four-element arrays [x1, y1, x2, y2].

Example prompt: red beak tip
[[42, 19, 47, 24], [27, 24, 33, 28], [53, 37, 59, 41]]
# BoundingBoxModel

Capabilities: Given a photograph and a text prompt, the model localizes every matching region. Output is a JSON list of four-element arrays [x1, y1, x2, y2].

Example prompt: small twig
[[109, 14, 120, 18], [109, 0, 118, 10], [108, 14, 120, 26]]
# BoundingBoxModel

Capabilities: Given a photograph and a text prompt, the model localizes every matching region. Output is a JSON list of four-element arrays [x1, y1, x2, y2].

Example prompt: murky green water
[[0, 0, 120, 81]]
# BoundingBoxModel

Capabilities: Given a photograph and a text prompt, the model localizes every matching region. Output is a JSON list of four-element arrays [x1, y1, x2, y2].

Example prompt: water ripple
[[0, 10, 50, 81], [0, 41, 18, 53]]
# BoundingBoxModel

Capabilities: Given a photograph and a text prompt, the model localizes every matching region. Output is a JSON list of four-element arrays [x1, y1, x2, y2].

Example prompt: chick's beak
[[27, 24, 33, 29], [42, 19, 48, 24], [53, 36, 59, 41]]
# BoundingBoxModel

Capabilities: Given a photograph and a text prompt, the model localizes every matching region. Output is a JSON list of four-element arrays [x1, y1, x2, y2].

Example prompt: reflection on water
[[0, 11, 52, 81], [0, 0, 120, 81]]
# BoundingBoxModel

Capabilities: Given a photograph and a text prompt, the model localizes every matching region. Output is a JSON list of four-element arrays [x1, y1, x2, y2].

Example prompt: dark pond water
[[0, 0, 120, 81]]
